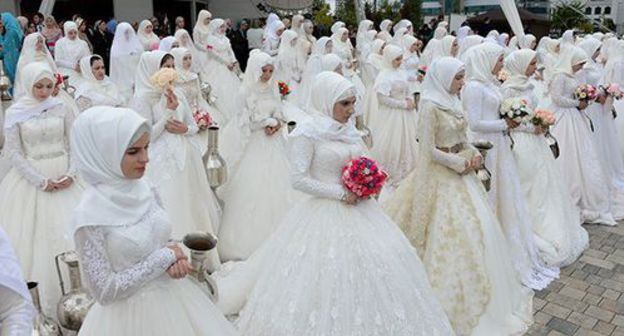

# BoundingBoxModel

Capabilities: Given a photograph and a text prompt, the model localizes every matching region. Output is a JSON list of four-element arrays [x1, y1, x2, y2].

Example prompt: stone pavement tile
[[527, 323, 552, 336], [613, 326, 624, 336], [603, 290, 622, 301], [571, 269, 590, 281], [584, 264, 603, 275], [561, 286, 589, 301], [565, 278, 591, 291], [546, 292, 589, 313], [567, 311, 598, 330], [583, 293, 602, 306], [592, 321, 615, 335], [573, 328, 603, 336], [612, 315, 624, 327], [584, 249, 608, 260], [547, 317, 579, 335], [581, 256, 616, 271], [534, 297, 547, 311], [547, 330, 570, 336], [536, 311, 554, 325], [599, 298, 622, 313], [586, 275, 605, 286], [543, 302, 573, 320], [587, 285, 606, 296], [602, 279, 624, 292], [585, 305, 615, 323]]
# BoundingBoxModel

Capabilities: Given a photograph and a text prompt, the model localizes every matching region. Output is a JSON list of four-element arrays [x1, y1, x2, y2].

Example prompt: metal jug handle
[[202, 269, 219, 302], [54, 253, 67, 296]]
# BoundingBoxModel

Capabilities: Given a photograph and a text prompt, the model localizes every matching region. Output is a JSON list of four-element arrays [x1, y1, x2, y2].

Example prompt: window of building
[[605, 6, 611, 14], [585, 7, 592, 14], [595, 7, 602, 14]]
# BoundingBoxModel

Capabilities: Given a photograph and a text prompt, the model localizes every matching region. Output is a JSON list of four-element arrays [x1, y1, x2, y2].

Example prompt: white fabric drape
[[38, 0, 55, 16], [499, 0, 525, 40]]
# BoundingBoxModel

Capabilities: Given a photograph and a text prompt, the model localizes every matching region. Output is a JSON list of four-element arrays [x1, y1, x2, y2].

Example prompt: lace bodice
[[550, 74, 581, 108], [376, 72, 412, 109], [178, 78, 203, 109], [290, 135, 365, 200], [463, 81, 507, 134], [402, 54, 420, 80], [74, 199, 177, 305], [246, 87, 284, 130], [500, 86, 538, 134], [4, 104, 75, 188]]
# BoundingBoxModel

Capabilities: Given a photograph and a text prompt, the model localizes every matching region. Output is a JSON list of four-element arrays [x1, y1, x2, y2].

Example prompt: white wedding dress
[[218, 83, 299, 261], [463, 80, 559, 290], [0, 104, 82, 314], [215, 135, 455, 335], [548, 73, 617, 225], [75, 196, 238, 336], [502, 86, 588, 267]]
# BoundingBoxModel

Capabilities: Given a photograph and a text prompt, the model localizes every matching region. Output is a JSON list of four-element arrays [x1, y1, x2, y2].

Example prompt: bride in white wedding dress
[[69, 107, 237, 336], [385, 57, 533, 336], [215, 71, 455, 336]]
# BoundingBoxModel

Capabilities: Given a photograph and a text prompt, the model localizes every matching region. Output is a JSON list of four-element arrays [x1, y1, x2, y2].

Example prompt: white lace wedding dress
[[0, 104, 82, 314], [385, 102, 534, 336], [502, 86, 588, 267], [75, 196, 238, 336], [215, 134, 455, 335], [548, 73, 617, 225], [217, 84, 299, 261]]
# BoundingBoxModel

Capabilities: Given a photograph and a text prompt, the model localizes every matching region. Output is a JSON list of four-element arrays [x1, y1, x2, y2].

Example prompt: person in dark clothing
[[228, 19, 250, 72], [90, 19, 114, 74]]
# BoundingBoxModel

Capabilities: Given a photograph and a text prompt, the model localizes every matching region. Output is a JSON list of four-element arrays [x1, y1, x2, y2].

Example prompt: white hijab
[[433, 26, 447, 40], [331, 27, 353, 56], [5, 62, 62, 129], [577, 37, 602, 72], [291, 71, 360, 143], [110, 22, 143, 57], [421, 56, 464, 112], [391, 27, 408, 48], [374, 45, 406, 95], [137, 20, 160, 51], [552, 46, 587, 77], [393, 19, 412, 34], [134, 50, 168, 99], [158, 36, 176, 52], [266, 20, 285, 44], [502, 49, 536, 91], [14, 33, 57, 99], [75, 55, 125, 106], [458, 35, 484, 62], [603, 40, 624, 84], [321, 54, 343, 72], [70, 107, 153, 235], [277, 29, 299, 61], [331, 21, 346, 35], [170, 47, 198, 82], [55, 21, 88, 59], [0, 227, 33, 302], [264, 13, 280, 37], [465, 42, 504, 83], [456, 26, 472, 43], [206, 19, 232, 52], [367, 39, 386, 69], [292, 14, 305, 36], [519, 34, 536, 49], [174, 29, 202, 72], [356, 20, 374, 48], [194, 10, 212, 36]]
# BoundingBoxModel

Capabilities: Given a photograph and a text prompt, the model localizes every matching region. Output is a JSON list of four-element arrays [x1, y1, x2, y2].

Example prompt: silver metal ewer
[[28, 281, 63, 336], [200, 81, 218, 106], [61, 75, 76, 98], [183, 232, 219, 302], [355, 115, 373, 148], [0, 60, 12, 101], [287, 121, 297, 134], [471, 140, 494, 192], [55, 251, 94, 331], [203, 126, 228, 190]]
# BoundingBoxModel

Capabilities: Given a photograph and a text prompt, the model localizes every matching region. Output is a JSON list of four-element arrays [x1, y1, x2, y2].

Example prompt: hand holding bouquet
[[342, 157, 387, 199], [193, 110, 213, 130], [598, 83, 623, 100], [278, 81, 291, 98], [531, 109, 556, 128], [150, 68, 179, 91], [500, 97, 530, 123], [574, 84, 598, 101], [497, 69, 510, 83]]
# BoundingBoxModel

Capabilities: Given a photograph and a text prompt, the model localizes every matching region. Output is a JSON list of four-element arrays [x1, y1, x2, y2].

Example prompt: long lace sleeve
[[0, 287, 34, 336], [262, 40, 278, 57], [179, 95, 199, 136], [289, 136, 346, 200], [463, 82, 508, 133], [75, 96, 93, 113], [4, 125, 47, 188], [421, 106, 468, 173], [377, 92, 409, 109], [74, 226, 176, 305], [63, 107, 77, 177], [550, 75, 579, 108]]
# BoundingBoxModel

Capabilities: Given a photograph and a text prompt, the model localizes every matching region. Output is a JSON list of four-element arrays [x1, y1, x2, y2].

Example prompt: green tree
[[312, 0, 334, 28], [551, 1, 589, 31], [335, 0, 358, 27], [400, 0, 423, 26]]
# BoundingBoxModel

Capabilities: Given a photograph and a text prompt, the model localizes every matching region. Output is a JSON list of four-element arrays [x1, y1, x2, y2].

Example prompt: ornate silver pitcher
[[287, 121, 297, 134], [471, 140, 494, 192], [61, 75, 76, 98], [355, 116, 373, 148], [55, 251, 94, 331], [183, 232, 219, 302], [200, 81, 218, 106], [27, 281, 63, 336], [0, 60, 12, 101], [545, 130, 560, 159], [203, 126, 227, 190]]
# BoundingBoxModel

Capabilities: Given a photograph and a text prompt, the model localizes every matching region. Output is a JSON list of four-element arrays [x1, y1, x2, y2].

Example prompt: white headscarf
[[331, 21, 346, 34], [55, 21, 84, 51], [194, 10, 213, 44], [174, 29, 202, 73], [5, 62, 62, 129], [394, 19, 412, 34], [465, 42, 504, 83], [456, 26, 472, 43], [497, 33, 509, 47], [170, 47, 198, 82], [75, 55, 125, 106], [137, 20, 160, 51], [518, 34, 536, 49], [367, 39, 386, 69], [380, 20, 392, 33], [603, 40, 624, 84], [402, 35, 419, 55], [577, 37, 602, 71], [292, 14, 305, 36], [552, 46, 587, 77], [430, 35, 457, 59], [421, 56, 464, 111], [158, 36, 176, 52], [242, 50, 275, 93], [321, 54, 343, 72], [134, 50, 168, 99], [266, 20, 285, 44], [391, 27, 408, 48], [502, 49, 536, 91], [291, 71, 360, 143], [70, 107, 153, 235], [433, 26, 447, 40], [485, 30, 499, 42], [277, 29, 298, 56], [378, 20, 393, 42], [110, 22, 143, 57], [206, 18, 232, 53], [374, 45, 407, 96], [331, 27, 353, 56], [592, 32, 605, 41], [458, 35, 484, 62], [14, 33, 57, 99], [264, 13, 280, 36], [0, 227, 33, 303], [356, 20, 374, 48]]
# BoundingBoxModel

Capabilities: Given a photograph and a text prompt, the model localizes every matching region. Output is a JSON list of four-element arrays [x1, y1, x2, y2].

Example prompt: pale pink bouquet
[[531, 109, 556, 128], [497, 69, 509, 83], [150, 68, 179, 91], [598, 83, 623, 100]]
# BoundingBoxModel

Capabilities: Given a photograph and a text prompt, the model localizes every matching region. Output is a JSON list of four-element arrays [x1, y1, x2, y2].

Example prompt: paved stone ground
[[527, 223, 624, 336]]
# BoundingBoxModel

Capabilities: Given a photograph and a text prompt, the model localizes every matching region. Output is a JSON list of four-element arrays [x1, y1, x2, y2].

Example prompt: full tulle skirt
[[0, 154, 82, 315], [215, 198, 455, 335], [202, 60, 241, 126], [78, 276, 238, 336]]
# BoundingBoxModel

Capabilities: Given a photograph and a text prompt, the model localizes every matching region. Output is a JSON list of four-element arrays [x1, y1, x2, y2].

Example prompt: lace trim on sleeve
[[75, 226, 176, 305], [550, 75, 579, 108], [75, 96, 93, 113], [289, 135, 346, 200], [4, 125, 47, 188]]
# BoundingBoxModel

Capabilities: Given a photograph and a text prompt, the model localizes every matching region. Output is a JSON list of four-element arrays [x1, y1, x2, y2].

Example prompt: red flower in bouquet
[[206, 44, 214, 51], [417, 65, 428, 76], [55, 73, 64, 86], [193, 110, 213, 130], [574, 84, 598, 101], [277, 81, 291, 97], [341, 157, 388, 198]]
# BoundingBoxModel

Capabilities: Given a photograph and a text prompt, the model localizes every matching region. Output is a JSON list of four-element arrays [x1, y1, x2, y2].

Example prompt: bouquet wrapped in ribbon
[[193, 110, 213, 130], [531, 109, 556, 128], [150, 68, 179, 91], [574, 84, 598, 101], [341, 157, 388, 198], [598, 83, 623, 100], [500, 97, 530, 123], [278, 81, 291, 98]]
